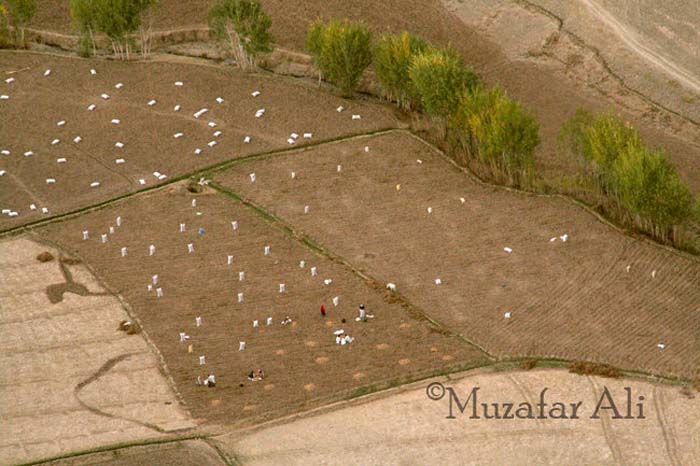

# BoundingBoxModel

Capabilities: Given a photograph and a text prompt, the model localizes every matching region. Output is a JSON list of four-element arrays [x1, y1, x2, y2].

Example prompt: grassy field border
[[16, 434, 215, 466]]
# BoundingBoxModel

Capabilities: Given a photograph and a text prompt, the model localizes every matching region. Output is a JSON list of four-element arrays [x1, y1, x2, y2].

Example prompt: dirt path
[[579, 0, 700, 93]]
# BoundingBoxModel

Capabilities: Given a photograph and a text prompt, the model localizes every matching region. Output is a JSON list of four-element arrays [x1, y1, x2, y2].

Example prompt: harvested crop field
[[5, 3, 699, 464], [37, 184, 487, 426], [0, 52, 397, 230], [30, 0, 700, 194], [0, 237, 194, 466], [215, 131, 700, 379], [221, 368, 700, 465]]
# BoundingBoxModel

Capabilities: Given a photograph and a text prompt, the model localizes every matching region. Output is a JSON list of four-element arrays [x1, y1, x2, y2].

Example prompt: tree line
[[559, 110, 697, 246], [69, 0, 158, 59], [0, 1, 697, 250], [305, 18, 698, 250], [1, 0, 273, 63], [306, 19, 540, 188]]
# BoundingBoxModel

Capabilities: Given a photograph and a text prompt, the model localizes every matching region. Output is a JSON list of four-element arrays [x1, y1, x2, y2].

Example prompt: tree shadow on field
[[45, 254, 109, 304]]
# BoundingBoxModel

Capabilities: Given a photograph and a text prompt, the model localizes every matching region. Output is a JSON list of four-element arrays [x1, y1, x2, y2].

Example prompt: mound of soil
[[36, 251, 55, 262], [118, 320, 142, 335]]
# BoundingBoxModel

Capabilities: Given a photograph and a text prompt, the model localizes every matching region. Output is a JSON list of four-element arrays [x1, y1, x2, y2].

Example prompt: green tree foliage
[[557, 108, 593, 164], [305, 19, 372, 97], [0, 5, 11, 48], [2, 0, 36, 48], [91, 0, 157, 60], [560, 109, 698, 245], [373, 31, 429, 110], [451, 85, 540, 186], [409, 47, 479, 126], [559, 110, 641, 193], [209, 0, 273, 70], [614, 144, 696, 241], [69, 0, 99, 56]]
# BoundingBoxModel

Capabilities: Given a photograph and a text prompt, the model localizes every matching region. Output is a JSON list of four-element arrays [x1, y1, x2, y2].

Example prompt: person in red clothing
[[320, 304, 326, 316]]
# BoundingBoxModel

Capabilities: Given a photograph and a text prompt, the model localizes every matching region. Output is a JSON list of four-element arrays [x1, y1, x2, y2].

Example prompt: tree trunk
[[226, 24, 250, 70], [140, 21, 153, 59], [89, 28, 96, 56]]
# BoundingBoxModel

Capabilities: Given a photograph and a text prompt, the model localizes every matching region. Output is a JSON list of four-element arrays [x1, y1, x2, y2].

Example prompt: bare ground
[[215, 131, 700, 379], [443, 0, 700, 190], [28, 0, 700, 192], [218, 368, 700, 465], [35, 183, 487, 428], [0, 237, 195, 466], [0, 52, 398, 230]]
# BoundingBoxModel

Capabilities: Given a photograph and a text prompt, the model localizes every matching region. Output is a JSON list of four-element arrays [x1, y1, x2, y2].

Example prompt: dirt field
[[32, 1, 211, 34], [29, 0, 700, 194], [5, 4, 700, 462], [537, 0, 700, 113], [0, 52, 397, 230], [220, 368, 700, 465], [215, 131, 700, 379], [36, 184, 488, 427], [0, 237, 195, 466], [442, 0, 700, 189]]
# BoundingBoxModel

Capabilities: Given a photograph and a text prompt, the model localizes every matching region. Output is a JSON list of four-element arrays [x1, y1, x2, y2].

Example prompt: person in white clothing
[[356, 304, 367, 322]]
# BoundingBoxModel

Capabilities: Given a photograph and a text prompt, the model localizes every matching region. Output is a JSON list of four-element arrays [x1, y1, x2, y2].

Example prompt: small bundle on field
[[118, 320, 141, 335], [36, 251, 55, 262], [679, 385, 695, 399], [519, 359, 537, 370], [568, 361, 621, 378], [187, 180, 203, 193], [60, 256, 82, 265]]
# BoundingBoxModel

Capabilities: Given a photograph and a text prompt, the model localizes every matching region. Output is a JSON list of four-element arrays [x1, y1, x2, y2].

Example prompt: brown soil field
[[32, 1, 211, 34], [0, 51, 397, 230], [32, 0, 481, 49], [215, 131, 700, 379], [30, 0, 700, 194], [221, 368, 700, 465], [0, 237, 194, 466], [36, 184, 488, 427]]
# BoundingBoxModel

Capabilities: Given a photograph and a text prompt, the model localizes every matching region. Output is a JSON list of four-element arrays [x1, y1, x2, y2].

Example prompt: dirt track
[[578, 0, 700, 93], [41, 439, 226, 466], [3, 5, 700, 461]]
